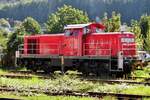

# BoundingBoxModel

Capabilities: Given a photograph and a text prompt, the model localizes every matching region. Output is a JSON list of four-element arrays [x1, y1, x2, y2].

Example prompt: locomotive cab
[[63, 23, 106, 56]]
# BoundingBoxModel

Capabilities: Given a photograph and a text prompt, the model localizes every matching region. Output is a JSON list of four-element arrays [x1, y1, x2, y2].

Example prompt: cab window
[[65, 30, 70, 36], [65, 29, 79, 36]]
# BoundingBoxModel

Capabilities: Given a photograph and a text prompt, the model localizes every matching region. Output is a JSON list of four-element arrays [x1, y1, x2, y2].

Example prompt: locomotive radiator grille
[[18, 43, 61, 56], [83, 42, 111, 57]]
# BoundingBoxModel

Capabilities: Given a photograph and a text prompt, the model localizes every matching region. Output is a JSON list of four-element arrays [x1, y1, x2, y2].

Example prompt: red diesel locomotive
[[16, 23, 136, 76]]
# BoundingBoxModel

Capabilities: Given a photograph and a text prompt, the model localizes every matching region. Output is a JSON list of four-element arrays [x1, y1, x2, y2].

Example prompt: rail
[[0, 85, 150, 99]]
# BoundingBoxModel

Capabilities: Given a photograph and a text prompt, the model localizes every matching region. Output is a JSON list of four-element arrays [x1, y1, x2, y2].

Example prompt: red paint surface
[[23, 23, 136, 58]]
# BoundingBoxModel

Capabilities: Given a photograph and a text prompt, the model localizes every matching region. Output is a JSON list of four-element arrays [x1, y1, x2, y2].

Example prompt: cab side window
[[66, 30, 79, 36], [83, 27, 90, 35], [65, 30, 71, 36], [71, 30, 79, 36]]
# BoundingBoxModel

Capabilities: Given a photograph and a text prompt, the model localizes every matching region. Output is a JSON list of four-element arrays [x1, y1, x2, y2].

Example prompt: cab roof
[[64, 23, 105, 30]]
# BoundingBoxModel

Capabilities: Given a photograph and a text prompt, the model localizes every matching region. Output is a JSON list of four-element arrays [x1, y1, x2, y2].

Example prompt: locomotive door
[[63, 30, 82, 56]]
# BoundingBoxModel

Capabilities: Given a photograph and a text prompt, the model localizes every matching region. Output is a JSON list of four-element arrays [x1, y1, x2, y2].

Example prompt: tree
[[130, 20, 143, 50], [102, 11, 121, 32], [0, 0, 150, 23], [139, 15, 150, 51], [0, 31, 8, 50], [145, 33, 150, 51], [4, 27, 24, 66], [0, 18, 10, 28], [4, 20, 26, 67], [22, 17, 41, 35], [45, 5, 89, 33]]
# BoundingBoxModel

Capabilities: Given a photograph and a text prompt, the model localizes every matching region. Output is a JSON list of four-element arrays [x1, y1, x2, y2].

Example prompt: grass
[[0, 74, 133, 94], [2, 66, 150, 100], [0, 67, 150, 99], [122, 85, 150, 95], [130, 66, 150, 79], [0, 92, 97, 100], [0, 69, 148, 94], [0, 69, 8, 74]]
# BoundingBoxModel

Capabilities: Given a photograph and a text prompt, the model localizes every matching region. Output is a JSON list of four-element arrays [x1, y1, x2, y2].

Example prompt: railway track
[[1, 74, 150, 87], [0, 98, 20, 100], [0, 74, 47, 79], [0, 70, 50, 79], [1, 70, 150, 86], [84, 79, 150, 85], [0, 74, 51, 79], [0, 85, 150, 100], [9, 70, 45, 75], [1, 71, 150, 99]]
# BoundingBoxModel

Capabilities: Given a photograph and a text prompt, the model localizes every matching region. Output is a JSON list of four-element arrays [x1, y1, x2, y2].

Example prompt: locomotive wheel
[[96, 62, 109, 77], [96, 66, 101, 76], [31, 64, 38, 72], [43, 61, 54, 74], [32, 67, 38, 72], [82, 62, 90, 76], [43, 67, 54, 74], [28, 61, 38, 72], [115, 72, 124, 78], [27, 64, 37, 72]]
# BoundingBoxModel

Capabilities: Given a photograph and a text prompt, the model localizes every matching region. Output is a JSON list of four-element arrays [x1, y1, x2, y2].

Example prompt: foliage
[[145, 33, 150, 51], [6, 29, 23, 53], [4, 16, 40, 66], [140, 15, 150, 51], [102, 11, 121, 32], [128, 15, 150, 51], [0, 18, 11, 49], [131, 67, 150, 78], [0, 0, 53, 23], [0, 0, 149, 23], [3, 26, 25, 66], [22, 17, 41, 34], [0, 18, 10, 28], [45, 5, 89, 33], [130, 20, 143, 50], [0, 31, 8, 50], [122, 85, 150, 95]]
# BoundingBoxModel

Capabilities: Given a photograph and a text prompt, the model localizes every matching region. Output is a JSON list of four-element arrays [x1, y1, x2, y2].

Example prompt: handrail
[[18, 43, 61, 55]]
